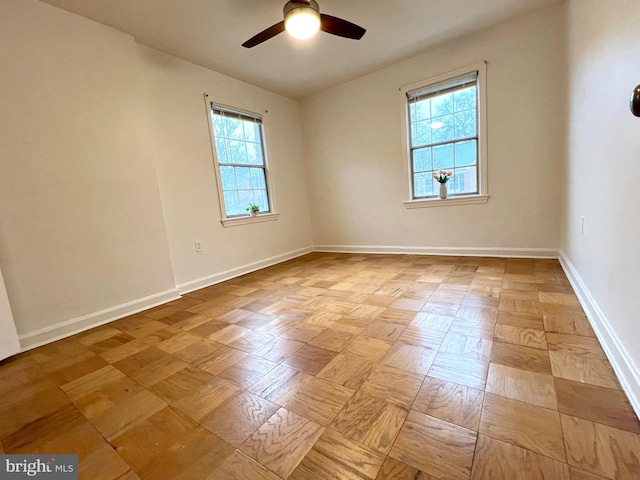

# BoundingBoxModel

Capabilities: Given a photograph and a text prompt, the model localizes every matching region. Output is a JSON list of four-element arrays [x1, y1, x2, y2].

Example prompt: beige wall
[[0, 0, 313, 346], [136, 46, 313, 290], [562, 0, 640, 409], [301, 5, 565, 254], [0, 0, 177, 343]]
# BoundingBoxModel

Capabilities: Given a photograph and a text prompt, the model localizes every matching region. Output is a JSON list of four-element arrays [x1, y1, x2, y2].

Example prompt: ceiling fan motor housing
[[284, 0, 320, 19]]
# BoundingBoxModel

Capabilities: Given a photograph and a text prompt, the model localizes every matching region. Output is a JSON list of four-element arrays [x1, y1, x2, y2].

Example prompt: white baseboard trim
[[559, 251, 640, 418], [176, 246, 314, 294], [19, 288, 181, 352], [314, 244, 559, 258]]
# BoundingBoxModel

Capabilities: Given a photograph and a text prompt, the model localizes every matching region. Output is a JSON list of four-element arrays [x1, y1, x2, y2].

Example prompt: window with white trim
[[209, 104, 272, 218], [402, 63, 488, 206]]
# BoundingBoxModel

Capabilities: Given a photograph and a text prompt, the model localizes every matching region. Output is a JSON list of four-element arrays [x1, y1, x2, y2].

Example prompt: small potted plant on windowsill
[[433, 170, 453, 199], [246, 203, 260, 217]]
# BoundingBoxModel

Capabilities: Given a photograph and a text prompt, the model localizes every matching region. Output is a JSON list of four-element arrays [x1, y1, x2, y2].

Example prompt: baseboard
[[559, 251, 640, 418], [314, 244, 559, 258], [19, 288, 181, 351], [176, 246, 314, 294]]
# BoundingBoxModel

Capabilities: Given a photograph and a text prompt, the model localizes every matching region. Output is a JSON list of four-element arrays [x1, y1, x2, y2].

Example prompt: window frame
[[400, 62, 489, 208], [205, 95, 279, 227]]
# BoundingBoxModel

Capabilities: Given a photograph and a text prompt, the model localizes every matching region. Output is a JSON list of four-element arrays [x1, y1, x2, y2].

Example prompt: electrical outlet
[[581, 216, 585, 235], [195, 241, 203, 253]]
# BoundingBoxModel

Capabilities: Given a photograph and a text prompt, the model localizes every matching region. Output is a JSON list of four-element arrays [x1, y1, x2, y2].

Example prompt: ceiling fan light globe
[[284, 3, 320, 39]]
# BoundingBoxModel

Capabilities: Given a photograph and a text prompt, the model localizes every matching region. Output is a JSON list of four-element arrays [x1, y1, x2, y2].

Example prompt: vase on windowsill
[[440, 183, 448, 199], [433, 170, 453, 200]]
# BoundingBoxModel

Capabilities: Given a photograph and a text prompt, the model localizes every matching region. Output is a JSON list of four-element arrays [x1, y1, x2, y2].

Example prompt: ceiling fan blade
[[242, 21, 286, 48], [320, 14, 366, 40]]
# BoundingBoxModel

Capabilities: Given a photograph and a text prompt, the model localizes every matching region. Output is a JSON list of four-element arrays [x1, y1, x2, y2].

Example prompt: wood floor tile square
[[554, 378, 640, 433], [217, 355, 277, 390], [154, 332, 201, 354], [196, 345, 248, 375], [549, 351, 620, 389], [410, 312, 454, 331], [470, 435, 570, 480], [490, 342, 552, 374], [248, 364, 311, 406], [440, 332, 493, 361], [61, 366, 145, 419], [569, 467, 610, 480], [284, 377, 354, 426], [317, 353, 376, 389], [480, 393, 566, 461], [543, 314, 595, 337], [137, 426, 234, 480], [360, 364, 423, 409], [428, 351, 489, 390], [111, 407, 197, 470], [390, 410, 477, 480], [381, 342, 436, 375], [561, 414, 640, 479], [41, 350, 110, 386], [494, 324, 548, 349], [98, 338, 149, 364], [486, 363, 557, 409], [280, 324, 325, 343], [547, 333, 606, 358], [206, 450, 280, 480], [172, 377, 241, 422], [331, 390, 408, 454], [376, 457, 436, 480], [90, 389, 167, 441], [227, 331, 275, 353], [201, 392, 280, 447], [496, 311, 545, 330], [308, 328, 355, 352], [254, 337, 305, 363], [455, 305, 498, 323], [448, 318, 496, 340], [240, 408, 324, 478], [343, 336, 393, 362], [148, 366, 216, 404], [289, 428, 385, 480], [413, 376, 484, 431], [430, 285, 468, 305], [397, 325, 446, 349], [77, 444, 131, 480], [361, 320, 406, 341], [283, 344, 337, 375], [171, 338, 227, 364], [378, 308, 416, 324]]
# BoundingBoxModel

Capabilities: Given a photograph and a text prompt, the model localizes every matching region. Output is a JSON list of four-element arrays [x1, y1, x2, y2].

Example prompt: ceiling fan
[[242, 0, 366, 48]]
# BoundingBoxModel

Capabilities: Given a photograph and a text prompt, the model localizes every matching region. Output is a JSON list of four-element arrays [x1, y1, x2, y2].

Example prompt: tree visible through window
[[211, 105, 271, 217], [407, 72, 479, 199]]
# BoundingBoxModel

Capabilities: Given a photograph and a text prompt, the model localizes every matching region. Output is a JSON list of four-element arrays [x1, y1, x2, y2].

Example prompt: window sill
[[221, 213, 279, 227], [404, 195, 489, 209]]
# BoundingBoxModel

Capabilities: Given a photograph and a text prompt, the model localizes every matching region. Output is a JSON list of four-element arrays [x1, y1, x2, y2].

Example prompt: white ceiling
[[40, 0, 561, 99]]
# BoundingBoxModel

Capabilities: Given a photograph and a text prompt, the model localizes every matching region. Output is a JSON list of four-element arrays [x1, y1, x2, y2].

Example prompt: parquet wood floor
[[1, 253, 639, 479]]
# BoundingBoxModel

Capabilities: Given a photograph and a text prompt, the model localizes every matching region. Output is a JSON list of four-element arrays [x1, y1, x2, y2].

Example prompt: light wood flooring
[[1, 253, 639, 479]]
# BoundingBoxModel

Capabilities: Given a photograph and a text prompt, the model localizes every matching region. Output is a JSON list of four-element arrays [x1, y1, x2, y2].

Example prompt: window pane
[[220, 166, 236, 191], [244, 122, 260, 143], [226, 118, 244, 140], [433, 144, 454, 170], [454, 109, 477, 138], [413, 98, 431, 122], [216, 140, 228, 164], [412, 120, 431, 147], [213, 115, 226, 138], [453, 166, 478, 194], [235, 167, 251, 190], [238, 190, 253, 212], [253, 189, 269, 211], [413, 172, 433, 198], [250, 168, 266, 189], [228, 140, 248, 164], [455, 140, 477, 167], [431, 92, 453, 116], [246, 142, 263, 165], [223, 191, 241, 216], [413, 147, 431, 173], [431, 114, 455, 143], [454, 86, 476, 111]]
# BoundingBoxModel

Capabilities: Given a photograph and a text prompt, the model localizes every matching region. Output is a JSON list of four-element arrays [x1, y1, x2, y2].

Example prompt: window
[[402, 63, 488, 207], [207, 100, 278, 226]]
